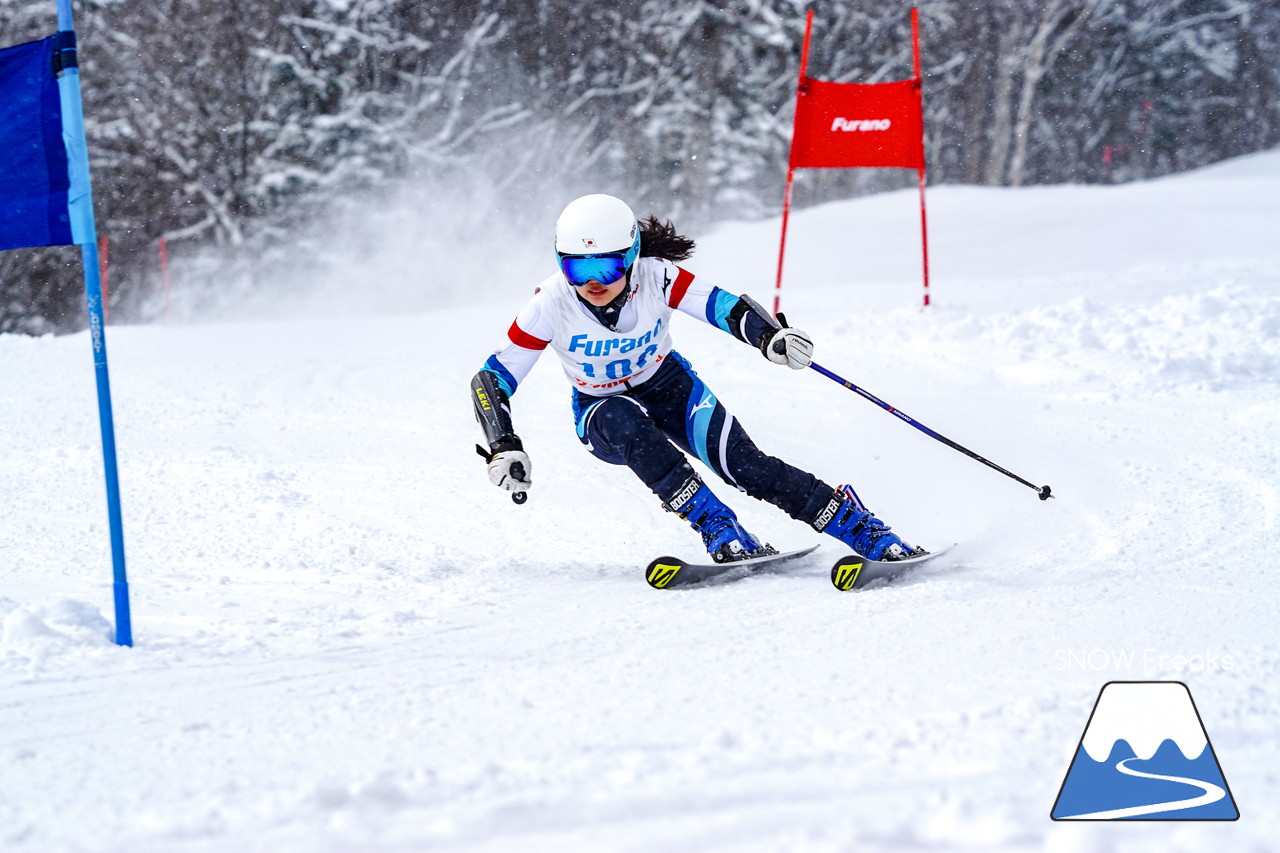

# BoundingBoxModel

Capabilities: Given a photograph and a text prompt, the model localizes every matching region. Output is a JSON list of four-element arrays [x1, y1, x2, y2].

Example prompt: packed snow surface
[[3, 151, 1279, 851]]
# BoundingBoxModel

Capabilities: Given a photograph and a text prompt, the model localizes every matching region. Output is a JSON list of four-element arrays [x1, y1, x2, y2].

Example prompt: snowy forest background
[[1, 0, 1278, 335]]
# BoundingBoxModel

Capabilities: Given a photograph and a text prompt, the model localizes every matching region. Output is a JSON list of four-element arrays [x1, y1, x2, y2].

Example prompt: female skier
[[470, 194, 918, 563]]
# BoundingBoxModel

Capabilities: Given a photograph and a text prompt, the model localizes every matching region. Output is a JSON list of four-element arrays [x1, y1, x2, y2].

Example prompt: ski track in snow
[[3, 153, 1280, 851]]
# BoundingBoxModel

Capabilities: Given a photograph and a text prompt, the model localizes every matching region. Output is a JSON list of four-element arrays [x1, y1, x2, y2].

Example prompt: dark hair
[[638, 216, 695, 262]]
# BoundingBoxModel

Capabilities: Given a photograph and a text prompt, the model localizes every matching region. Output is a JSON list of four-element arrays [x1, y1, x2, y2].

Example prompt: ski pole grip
[[511, 461, 528, 505]]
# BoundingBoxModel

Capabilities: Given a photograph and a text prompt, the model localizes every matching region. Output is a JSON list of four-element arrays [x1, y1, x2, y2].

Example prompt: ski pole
[[474, 445, 528, 504], [510, 461, 528, 505], [808, 361, 1053, 500]]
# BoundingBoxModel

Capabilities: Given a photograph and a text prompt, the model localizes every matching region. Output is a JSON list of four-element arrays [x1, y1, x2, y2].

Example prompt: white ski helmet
[[554, 194, 641, 286]]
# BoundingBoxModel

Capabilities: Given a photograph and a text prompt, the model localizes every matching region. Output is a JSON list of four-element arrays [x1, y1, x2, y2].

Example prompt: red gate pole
[[773, 167, 796, 317], [158, 237, 171, 322], [912, 7, 932, 309], [774, 9, 815, 317], [98, 234, 109, 323]]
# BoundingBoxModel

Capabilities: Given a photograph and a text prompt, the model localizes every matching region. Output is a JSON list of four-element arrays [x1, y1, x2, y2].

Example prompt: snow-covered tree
[[1, 0, 1277, 331]]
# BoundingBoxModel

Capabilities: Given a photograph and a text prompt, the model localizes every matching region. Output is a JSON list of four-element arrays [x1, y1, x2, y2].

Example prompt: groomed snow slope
[[3, 151, 1279, 851]]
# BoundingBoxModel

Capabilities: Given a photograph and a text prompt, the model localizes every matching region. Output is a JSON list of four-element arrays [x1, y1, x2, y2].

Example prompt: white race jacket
[[481, 257, 739, 398]]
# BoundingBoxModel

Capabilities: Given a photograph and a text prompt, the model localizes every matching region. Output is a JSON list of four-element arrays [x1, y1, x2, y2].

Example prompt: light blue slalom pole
[[55, 0, 132, 646]]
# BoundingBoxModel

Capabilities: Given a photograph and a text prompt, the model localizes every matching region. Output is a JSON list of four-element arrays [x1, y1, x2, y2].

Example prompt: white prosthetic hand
[[487, 449, 531, 492]]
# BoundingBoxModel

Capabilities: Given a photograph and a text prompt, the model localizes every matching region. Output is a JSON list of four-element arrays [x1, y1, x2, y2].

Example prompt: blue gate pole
[[55, 0, 132, 646]]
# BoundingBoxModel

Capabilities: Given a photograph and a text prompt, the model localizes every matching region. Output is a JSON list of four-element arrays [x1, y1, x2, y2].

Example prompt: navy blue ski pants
[[572, 351, 833, 521]]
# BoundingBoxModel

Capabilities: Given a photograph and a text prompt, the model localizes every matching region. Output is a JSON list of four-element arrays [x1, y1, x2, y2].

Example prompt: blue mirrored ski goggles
[[557, 240, 640, 287]]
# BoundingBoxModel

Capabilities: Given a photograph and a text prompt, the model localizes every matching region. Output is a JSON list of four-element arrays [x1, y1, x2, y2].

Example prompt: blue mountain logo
[[1052, 681, 1239, 820]]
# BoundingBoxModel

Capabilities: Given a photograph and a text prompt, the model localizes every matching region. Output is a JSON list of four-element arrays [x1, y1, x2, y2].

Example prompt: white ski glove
[[763, 313, 813, 370], [487, 449, 532, 492]]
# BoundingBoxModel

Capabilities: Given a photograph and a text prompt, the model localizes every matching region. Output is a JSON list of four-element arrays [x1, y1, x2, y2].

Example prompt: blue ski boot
[[662, 474, 772, 563], [811, 484, 917, 561]]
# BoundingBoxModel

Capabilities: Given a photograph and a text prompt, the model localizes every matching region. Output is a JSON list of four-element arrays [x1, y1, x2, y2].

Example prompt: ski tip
[[831, 557, 865, 591], [645, 557, 684, 589], [830, 544, 954, 591]]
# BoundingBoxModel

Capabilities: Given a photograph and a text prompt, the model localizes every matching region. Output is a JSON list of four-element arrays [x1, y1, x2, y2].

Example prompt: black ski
[[645, 545, 820, 589], [830, 546, 953, 591]]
